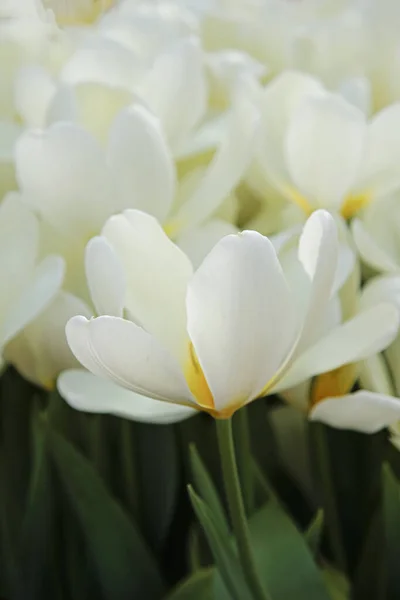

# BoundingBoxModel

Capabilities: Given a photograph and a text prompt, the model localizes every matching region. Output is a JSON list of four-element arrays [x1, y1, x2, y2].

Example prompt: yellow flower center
[[310, 363, 358, 408], [43, 0, 115, 25]]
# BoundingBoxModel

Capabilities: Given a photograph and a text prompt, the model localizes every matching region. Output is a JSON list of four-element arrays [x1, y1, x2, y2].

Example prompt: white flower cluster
[[2, 0, 400, 435]]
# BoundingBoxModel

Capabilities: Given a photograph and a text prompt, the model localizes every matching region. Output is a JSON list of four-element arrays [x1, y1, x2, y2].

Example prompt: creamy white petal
[[276, 302, 400, 391], [177, 219, 238, 269], [6, 291, 91, 387], [171, 92, 259, 232], [66, 315, 195, 405], [310, 391, 400, 433], [359, 354, 395, 396], [285, 94, 366, 208], [257, 70, 324, 189], [60, 38, 141, 89], [186, 231, 298, 411], [295, 210, 339, 353], [107, 104, 175, 221], [1, 255, 65, 348], [102, 210, 192, 360], [352, 218, 399, 273], [15, 123, 114, 236], [356, 103, 400, 197], [14, 65, 57, 127], [47, 82, 133, 144], [85, 236, 126, 317], [138, 37, 207, 152], [58, 369, 196, 424]]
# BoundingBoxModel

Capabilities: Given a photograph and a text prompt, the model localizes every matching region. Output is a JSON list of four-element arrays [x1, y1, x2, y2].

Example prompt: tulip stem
[[234, 408, 255, 514], [216, 417, 271, 600]]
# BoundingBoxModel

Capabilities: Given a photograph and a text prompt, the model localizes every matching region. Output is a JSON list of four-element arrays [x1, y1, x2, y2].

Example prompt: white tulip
[[63, 209, 399, 425], [256, 71, 400, 219]]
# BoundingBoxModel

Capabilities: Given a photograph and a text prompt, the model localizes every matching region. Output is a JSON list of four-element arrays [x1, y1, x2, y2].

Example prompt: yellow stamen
[[44, 0, 115, 26], [310, 363, 357, 408], [340, 192, 371, 220]]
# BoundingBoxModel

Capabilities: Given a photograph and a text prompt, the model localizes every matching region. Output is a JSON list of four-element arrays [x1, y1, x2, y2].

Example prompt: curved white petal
[[177, 219, 238, 268], [1, 255, 65, 348], [258, 70, 324, 189], [171, 91, 259, 232], [295, 210, 339, 352], [15, 123, 114, 235], [85, 236, 126, 317], [6, 291, 91, 388], [352, 218, 399, 273], [107, 103, 175, 221], [285, 94, 366, 208], [66, 315, 195, 405], [138, 37, 207, 152], [14, 65, 57, 127], [60, 38, 140, 89], [47, 82, 133, 144], [186, 231, 298, 411], [58, 369, 196, 424], [310, 391, 400, 433], [356, 103, 400, 197], [102, 209, 192, 359], [277, 302, 400, 391]]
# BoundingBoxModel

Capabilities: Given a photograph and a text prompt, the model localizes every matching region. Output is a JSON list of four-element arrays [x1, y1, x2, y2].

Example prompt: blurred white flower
[[63, 209, 399, 423], [256, 71, 400, 219], [0, 194, 64, 363], [352, 194, 400, 275]]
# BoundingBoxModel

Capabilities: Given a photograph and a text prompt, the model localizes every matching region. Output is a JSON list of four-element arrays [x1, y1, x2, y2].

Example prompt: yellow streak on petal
[[282, 185, 314, 216], [310, 363, 358, 408], [185, 342, 215, 411], [341, 192, 371, 220], [45, 0, 115, 25]]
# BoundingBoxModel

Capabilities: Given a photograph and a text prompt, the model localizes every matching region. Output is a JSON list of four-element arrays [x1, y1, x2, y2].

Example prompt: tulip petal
[[352, 218, 398, 273], [107, 104, 176, 222], [285, 94, 366, 208], [356, 103, 400, 197], [276, 302, 400, 391], [186, 231, 298, 411], [295, 210, 339, 352], [58, 369, 196, 424], [102, 210, 192, 360], [138, 38, 207, 152], [66, 315, 195, 406], [310, 391, 400, 433], [258, 70, 324, 189], [15, 123, 114, 236], [1, 255, 65, 348], [171, 91, 259, 232], [177, 219, 238, 268], [85, 236, 126, 317]]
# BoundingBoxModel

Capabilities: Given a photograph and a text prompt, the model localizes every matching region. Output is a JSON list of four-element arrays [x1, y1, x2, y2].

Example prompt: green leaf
[[305, 510, 324, 556], [46, 425, 165, 600], [321, 565, 350, 600], [17, 409, 54, 599], [166, 568, 214, 600], [215, 500, 331, 600], [383, 463, 400, 598], [190, 445, 230, 538], [188, 486, 251, 600]]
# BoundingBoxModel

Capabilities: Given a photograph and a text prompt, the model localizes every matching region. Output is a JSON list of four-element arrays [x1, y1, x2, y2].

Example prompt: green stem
[[216, 418, 271, 600], [234, 408, 255, 514], [313, 423, 347, 574]]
